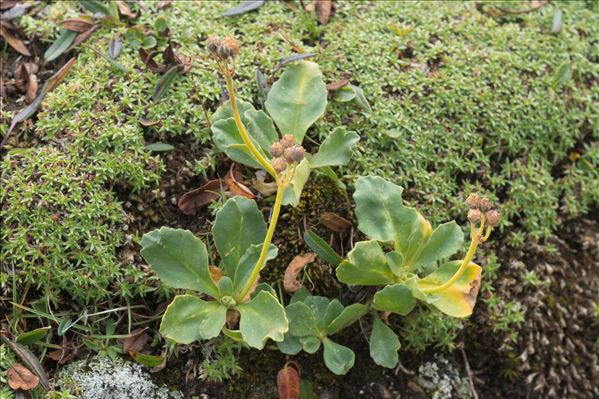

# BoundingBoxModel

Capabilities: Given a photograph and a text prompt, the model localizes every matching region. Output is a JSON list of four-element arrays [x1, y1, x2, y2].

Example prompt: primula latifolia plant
[[335, 176, 500, 369], [140, 36, 359, 350]]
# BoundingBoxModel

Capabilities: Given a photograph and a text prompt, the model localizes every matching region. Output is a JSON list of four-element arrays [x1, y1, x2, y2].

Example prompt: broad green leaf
[[418, 261, 482, 318], [300, 336, 321, 353], [16, 327, 50, 346], [199, 305, 228, 339], [304, 296, 331, 333], [132, 353, 164, 367], [265, 61, 327, 142], [237, 291, 288, 349], [212, 118, 262, 168], [44, 29, 77, 62], [317, 166, 348, 193], [234, 244, 278, 295], [303, 230, 343, 266], [369, 315, 400, 368], [401, 212, 432, 265], [152, 66, 179, 102], [323, 300, 344, 327], [244, 109, 279, 149], [310, 128, 360, 168], [385, 251, 405, 276], [277, 334, 302, 355], [332, 86, 356, 102], [285, 302, 320, 337], [213, 197, 267, 276], [250, 282, 278, 299], [336, 240, 395, 285], [283, 158, 311, 207], [212, 99, 254, 122], [350, 85, 372, 111], [290, 287, 311, 304], [353, 176, 419, 252], [141, 227, 218, 298], [411, 221, 463, 269], [373, 284, 416, 315], [159, 295, 221, 344], [322, 338, 355, 375], [326, 303, 369, 335]]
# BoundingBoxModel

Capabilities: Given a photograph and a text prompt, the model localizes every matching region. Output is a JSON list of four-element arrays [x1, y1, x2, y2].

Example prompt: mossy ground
[[1, 1, 598, 398]]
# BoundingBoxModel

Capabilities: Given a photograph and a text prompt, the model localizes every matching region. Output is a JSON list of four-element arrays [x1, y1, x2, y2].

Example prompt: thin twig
[[460, 345, 479, 399]]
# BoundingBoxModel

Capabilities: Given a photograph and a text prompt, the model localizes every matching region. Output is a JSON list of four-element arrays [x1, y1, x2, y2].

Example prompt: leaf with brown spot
[[116, 0, 137, 18], [60, 17, 95, 33], [178, 180, 224, 214], [326, 79, 349, 92], [320, 212, 351, 233], [312, 0, 333, 25], [0, 25, 30, 56], [225, 164, 254, 199], [209, 265, 223, 284], [7, 363, 39, 391], [284, 253, 316, 293], [123, 328, 149, 354], [277, 360, 301, 399]]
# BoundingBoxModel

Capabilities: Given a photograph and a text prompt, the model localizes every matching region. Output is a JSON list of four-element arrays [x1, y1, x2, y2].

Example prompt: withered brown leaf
[[277, 360, 301, 399], [225, 164, 254, 199], [0, 25, 31, 56], [320, 212, 351, 233], [123, 328, 150, 354], [178, 179, 223, 214], [7, 363, 39, 391], [284, 253, 316, 293]]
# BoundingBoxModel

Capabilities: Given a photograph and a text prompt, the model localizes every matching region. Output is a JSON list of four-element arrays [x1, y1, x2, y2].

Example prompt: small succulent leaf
[[336, 240, 395, 285], [303, 230, 343, 266], [369, 315, 400, 368], [237, 291, 288, 349], [290, 287, 311, 304], [326, 303, 369, 335], [401, 212, 432, 265], [373, 284, 416, 316], [277, 333, 303, 355], [212, 118, 263, 168], [332, 86, 356, 102], [350, 84, 372, 111], [300, 336, 321, 354], [323, 300, 344, 327], [234, 244, 278, 295], [411, 221, 464, 269], [141, 227, 218, 298], [218, 276, 234, 297], [159, 295, 221, 344], [385, 251, 405, 277], [213, 197, 267, 277], [353, 176, 419, 252], [310, 128, 360, 168], [417, 261, 482, 318], [199, 305, 228, 340], [265, 61, 328, 142], [285, 302, 319, 337], [304, 296, 331, 333], [282, 159, 311, 207], [322, 338, 355, 375]]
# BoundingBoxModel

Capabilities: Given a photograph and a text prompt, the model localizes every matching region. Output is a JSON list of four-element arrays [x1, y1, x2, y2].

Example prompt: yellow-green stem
[[421, 217, 486, 294], [237, 181, 286, 301], [224, 72, 276, 178]]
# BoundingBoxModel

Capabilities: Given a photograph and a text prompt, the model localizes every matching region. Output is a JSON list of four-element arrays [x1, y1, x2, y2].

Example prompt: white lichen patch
[[416, 355, 471, 399], [56, 357, 183, 399]]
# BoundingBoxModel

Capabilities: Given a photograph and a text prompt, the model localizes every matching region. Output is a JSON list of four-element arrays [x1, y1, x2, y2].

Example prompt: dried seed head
[[485, 209, 501, 227], [280, 134, 296, 149], [217, 36, 240, 59], [269, 142, 284, 157], [272, 157, 288, 173], [479, 197, 491, 212], [466, 193, 480, 209], [284, 145, 305, 163], [468, 208, 482, 224], [206, 35, 220, 53]]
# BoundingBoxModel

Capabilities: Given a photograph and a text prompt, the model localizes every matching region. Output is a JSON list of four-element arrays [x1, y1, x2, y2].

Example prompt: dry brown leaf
[[312, 0, 333, 25], [123, 328, 149, 354], [139, 48, 168, 74], [226, 309, 240, 328], [46, 58, 77, 92], [320, 212, 351, 233], [156, 0, 174, 9], [277, 361, 301, 399], [47, 336, 78, 365], [326, 79, 349, 92], [178, 179, 223, 214], [209, 265, 223, 285], [7, 364, 39, 391], [0, 25, 31, 56], [116, 0, 137, 18], [225, 164, 254, 199], [66, 25, 98, 53], [25, 74, 37, 103], [284, 253, 316, 293], [139, 117, 161, 127], [0, 1, 17, 10], [60, 17, 95, 33]]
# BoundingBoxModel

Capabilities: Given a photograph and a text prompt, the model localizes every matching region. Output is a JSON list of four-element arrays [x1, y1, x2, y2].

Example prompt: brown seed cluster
[[205, 35, 240, 60], [269, 135, 305, 174], [466, 193, 500, 227]]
